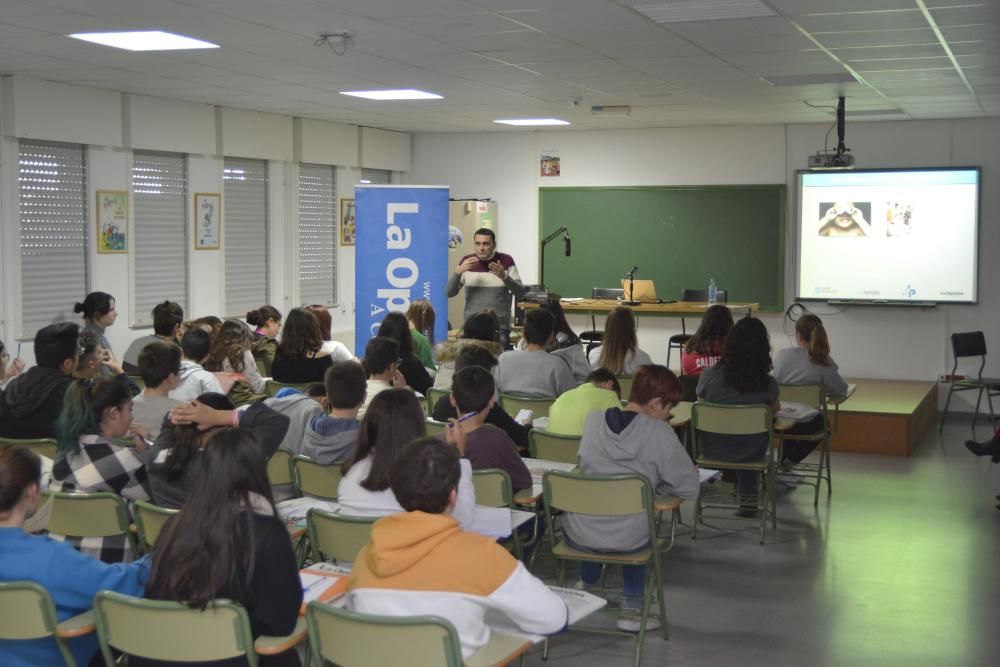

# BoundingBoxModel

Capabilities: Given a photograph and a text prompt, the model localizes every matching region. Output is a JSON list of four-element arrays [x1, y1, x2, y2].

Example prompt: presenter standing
[[446, 228, 526, 349]]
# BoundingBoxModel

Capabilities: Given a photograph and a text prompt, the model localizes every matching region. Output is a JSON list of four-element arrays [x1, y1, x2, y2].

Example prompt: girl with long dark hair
[[376, 312, 434, 395], [338, 389, 475, 527], [74, 291, 120, 377], [144, 429, 302, 667], [588, 307, 653, 376], [271, 308, 332, 383], [695, 317, 780, 510], [682, 304, 734, 377], [305, 304, 356, 362], [203, 319, 267, 402]]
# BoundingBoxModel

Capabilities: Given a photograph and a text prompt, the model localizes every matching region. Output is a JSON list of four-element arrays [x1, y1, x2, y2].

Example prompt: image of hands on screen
[[817, 202, 871, 237]]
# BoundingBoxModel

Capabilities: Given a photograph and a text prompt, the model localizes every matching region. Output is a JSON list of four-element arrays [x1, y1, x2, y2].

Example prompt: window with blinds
[[133, 152, 187, 325], [18, 140, 88, 337], [298, 164, 337, 306], [223, 158, 268, 317], [360, 168, 391, 184]]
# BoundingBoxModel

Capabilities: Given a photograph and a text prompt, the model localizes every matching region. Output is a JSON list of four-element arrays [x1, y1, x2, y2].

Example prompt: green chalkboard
[[539, 186, 786, 312]]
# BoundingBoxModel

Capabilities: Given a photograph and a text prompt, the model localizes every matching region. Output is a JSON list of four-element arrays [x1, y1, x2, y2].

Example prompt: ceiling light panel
[[493, 118, 570, 125], [340, 89, 443, 100], [69, 31, 219, 51], [629, 0, 776, 23]]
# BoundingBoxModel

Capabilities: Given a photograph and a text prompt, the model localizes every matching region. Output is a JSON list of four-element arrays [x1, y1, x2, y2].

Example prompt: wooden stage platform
[[829, 378, 937, 457]]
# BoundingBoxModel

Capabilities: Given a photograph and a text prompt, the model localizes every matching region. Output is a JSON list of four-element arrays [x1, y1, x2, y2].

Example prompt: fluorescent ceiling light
[[493, 118, 571, 126], [631, 0, 775, 23], [340, 89, 443, 100], [69, 31, 219, 51]]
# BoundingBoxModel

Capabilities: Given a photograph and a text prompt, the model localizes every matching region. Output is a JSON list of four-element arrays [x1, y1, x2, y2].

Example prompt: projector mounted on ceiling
[[808, 96, 854, 170]]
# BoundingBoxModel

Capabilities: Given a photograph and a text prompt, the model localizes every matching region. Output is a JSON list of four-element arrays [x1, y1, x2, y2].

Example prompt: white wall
[[406, 119, 1000, 410], [0, 77, 407, 367]]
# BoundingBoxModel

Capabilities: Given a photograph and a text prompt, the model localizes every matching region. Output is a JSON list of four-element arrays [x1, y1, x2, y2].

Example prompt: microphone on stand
[[564, 233, 572, 257], [624, 266, 641, 306]]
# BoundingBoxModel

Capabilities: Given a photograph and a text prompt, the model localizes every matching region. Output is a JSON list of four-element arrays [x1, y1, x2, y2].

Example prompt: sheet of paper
[[514, 409, 533, 425], [483, 586, 608, 643], [300, 572, 341, 604], [699, 468, 721, 483], [776, 401, 820, 422], [560, 297, 585, 302], [470, 505, 513, 537], [276, 497, 341, 522]]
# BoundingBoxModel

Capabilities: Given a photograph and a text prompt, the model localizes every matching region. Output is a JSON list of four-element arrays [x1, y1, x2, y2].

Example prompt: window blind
[[223, 158, 268, 317], [133, 151, 187, 325], [298, 164, 337, 306], [18, 140, 87, 337], [360, 168, 391, 184]]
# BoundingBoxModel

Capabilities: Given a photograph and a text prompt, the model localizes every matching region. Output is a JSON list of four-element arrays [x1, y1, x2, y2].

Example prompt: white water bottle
[[708, 278, 718, 305]]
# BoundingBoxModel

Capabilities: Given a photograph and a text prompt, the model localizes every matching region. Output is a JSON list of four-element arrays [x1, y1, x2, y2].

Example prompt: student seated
[[696, 317, 780, 512], [546, 368, 623, 436], [433, 310, 503, 391], [0, 446, 150, 667], [144, 429, 302, 667], [681, 304, 734, 377], [357, 336, 408, 419], [305, 304, 357, 362], [50, 379, 152, 562], [431, 346, 529, 451], [122, 300, 183, 373], [148, 393, 289, 509], [0, 337, 25, 388], [204, 319, 267, 403], [74, 291, 119, 377], [131, 342, 183, 439], [377, 312, 434, 395], [270, 308, 332, 384], [168, 328, 224, 402], [772, 313, 848, 465], [518, 296, 591, 383], [247, 305, 282, 376], [0, 322, 79, 439], [443, 366, 532, 493], [563, 365, 699, 632], [347, 437, 567, 659], [406, 299, 437, 370], [338, 389, 475, 528], [587, 306, 653, 376], [266, 361, 366, 465], [496, 308, 576, 398]]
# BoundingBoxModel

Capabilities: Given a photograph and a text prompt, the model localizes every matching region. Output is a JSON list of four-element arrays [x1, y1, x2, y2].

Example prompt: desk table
[[523, 298, 759, 316]]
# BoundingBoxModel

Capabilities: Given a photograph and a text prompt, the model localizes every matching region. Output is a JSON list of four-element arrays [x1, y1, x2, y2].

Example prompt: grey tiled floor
[[525, 416, 1000, 667]]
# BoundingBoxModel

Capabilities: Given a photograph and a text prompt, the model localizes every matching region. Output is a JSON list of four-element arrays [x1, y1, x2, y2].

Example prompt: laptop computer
[[621, 279, 658, 303]]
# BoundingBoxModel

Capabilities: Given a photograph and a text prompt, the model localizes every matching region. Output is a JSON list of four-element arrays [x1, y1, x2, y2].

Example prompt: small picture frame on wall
[[96, 190, 128, 254], [194, 193, 221, 250], [340, 198, 356, 246]]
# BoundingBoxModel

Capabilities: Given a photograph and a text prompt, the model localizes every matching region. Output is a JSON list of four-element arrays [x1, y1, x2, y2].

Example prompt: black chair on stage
[[940, 331, 1000, 432]]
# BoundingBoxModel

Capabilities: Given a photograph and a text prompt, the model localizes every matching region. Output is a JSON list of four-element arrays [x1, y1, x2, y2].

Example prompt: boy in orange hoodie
[[348, 435, 568, 658]]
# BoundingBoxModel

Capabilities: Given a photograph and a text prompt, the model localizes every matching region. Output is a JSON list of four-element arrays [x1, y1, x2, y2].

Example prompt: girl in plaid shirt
[[49, 378, 152, 563]]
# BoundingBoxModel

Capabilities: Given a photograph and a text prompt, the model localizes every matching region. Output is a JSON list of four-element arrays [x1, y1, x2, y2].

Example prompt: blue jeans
[[564, 534, 647, 607]]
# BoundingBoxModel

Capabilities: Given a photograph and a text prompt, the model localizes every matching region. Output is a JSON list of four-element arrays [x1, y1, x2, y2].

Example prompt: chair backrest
[[616, 375, 634, 400], [424, 418, 448, 437], [951, 331, 987, 359], [680, 288, 729, 303], [266, 449, 294, 487], [265, 380, 312, 397], [425, 388, 450, 414], [44, 491, 130, 538], [499, 394, 554, 419], [679, 374, 699, 402], [528, 430, 581, 464], [126, 375, 145, 391], [0, 580, 59, 641], [0, 437, 59, 460], [133, 500, 178, 551], [94, 591, 257, 666], [778, 384, 826, 410], [690, 403, 773, 463], [307, 509, 377, 564], [472, 469, 513, 508], [292, 455, 342, 499], [543, 470, 653, 518], [306, 602, 464, 667], [592, 287, 625, 300]]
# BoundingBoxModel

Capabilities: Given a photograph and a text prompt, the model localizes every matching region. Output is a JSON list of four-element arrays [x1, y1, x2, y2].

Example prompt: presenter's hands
[[457, 256, 478, 274], [488, 261, 508, 280]]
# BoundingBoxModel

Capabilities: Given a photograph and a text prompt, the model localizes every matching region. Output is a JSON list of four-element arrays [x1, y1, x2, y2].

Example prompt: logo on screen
[[904, 284, 916, 299]]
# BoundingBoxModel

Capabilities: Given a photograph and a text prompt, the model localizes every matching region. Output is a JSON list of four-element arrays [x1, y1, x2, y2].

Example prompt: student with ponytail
[[247, 304, 282, 375], [50, 379, 152, 562], [74, 291, 119, 376], [772, 313, 849, 464], [0, 446, 150, 667]]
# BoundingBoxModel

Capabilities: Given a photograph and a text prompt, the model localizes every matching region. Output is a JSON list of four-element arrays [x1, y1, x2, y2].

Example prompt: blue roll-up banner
[[355, 185, 449, 357]]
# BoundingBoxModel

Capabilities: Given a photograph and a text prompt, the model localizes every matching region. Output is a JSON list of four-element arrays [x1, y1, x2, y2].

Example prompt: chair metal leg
[[940, 386, 957, 433], [972, 387, 985, 431]]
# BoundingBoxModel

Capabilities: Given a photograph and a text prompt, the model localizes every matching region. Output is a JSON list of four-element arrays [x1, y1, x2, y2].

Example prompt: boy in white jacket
[[168, 328, 223, 402]]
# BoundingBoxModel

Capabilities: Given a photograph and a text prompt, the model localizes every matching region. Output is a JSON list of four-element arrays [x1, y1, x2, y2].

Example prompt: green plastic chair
[[266, 449, 294, 487], [43, 491, 137, 556], [541, 470, 668, 667], [307, 508, 376, 564], [499, 394, 554, 420], [776, 384, 832, 506], [133, 500, 178, 553], [690, 402, 776, 544], [306, 602, 532, 667], [93, 590, 306, 666], [0, 437, 59, 460], [425, 387, 450, 415], [472, 468, 524, 558], [528, 430, 581, 464], [616, 375, 634, 400], [424, 418, 448, 437], [292, 454, 342, 500], [0, 581, 97, 666]]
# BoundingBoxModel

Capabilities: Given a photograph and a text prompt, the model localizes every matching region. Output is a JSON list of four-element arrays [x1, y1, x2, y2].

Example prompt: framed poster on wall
[[340, 197, 356, 246], [194, 192, 221, 250], [96, 190, 128, 253]]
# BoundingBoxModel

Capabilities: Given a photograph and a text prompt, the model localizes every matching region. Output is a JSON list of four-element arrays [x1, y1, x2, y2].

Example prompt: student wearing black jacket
[[376, 312, 434, 396], [0, 323, 79, 440]]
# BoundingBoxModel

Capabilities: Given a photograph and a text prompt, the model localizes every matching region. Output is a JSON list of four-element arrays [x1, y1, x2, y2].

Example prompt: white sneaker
[[616, 614, 661, 633]]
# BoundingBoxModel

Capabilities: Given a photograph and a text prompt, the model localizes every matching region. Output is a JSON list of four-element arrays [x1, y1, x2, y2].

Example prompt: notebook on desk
[[621, 279, 658, 303]]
